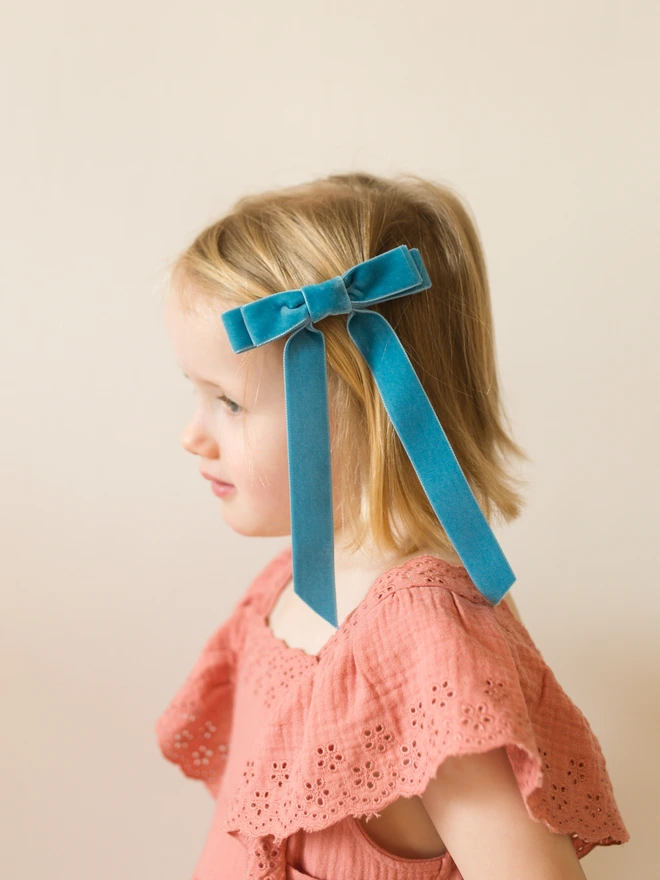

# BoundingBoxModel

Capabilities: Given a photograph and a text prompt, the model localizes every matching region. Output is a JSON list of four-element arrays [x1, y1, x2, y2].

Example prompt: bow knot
[[301, 276, 352, 323]]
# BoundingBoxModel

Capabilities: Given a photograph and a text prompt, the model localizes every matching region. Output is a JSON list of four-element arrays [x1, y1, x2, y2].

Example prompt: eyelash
[[217, 394, 242, 415], [186, 382, 242, 415]]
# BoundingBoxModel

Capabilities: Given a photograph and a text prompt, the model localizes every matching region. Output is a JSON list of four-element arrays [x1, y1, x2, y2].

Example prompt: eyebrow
[[181, 370, 241, 397], [181, 370, 220, 386]]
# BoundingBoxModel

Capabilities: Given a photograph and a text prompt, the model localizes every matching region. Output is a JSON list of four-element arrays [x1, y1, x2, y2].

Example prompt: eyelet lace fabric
[[156, 548, 630, 880], [154, 559, 275, 798]]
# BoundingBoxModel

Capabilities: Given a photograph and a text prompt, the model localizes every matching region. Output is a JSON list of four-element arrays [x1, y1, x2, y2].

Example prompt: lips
[[201, 472, 233, 486]]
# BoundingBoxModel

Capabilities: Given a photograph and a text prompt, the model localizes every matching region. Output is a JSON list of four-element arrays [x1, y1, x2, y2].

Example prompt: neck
[[331, 533, 463, 575]]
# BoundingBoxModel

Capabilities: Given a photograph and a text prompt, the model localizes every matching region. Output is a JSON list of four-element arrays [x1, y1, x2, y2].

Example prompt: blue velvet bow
[[221, 245, 515, 627]]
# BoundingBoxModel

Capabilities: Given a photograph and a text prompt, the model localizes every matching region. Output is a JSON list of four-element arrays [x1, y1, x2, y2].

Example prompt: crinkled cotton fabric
[[155, 546, 630, 879]]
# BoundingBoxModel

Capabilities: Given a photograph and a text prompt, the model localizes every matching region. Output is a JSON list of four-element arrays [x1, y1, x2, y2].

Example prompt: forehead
[[164, 291, 284, 393]]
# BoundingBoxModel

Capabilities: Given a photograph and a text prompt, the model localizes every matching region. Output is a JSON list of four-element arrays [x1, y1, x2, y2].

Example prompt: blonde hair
[[166, 171, 531, 559]]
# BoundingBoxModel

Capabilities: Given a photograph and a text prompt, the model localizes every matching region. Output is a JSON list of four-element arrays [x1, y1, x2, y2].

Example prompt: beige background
[[1, 1, 657, 877]]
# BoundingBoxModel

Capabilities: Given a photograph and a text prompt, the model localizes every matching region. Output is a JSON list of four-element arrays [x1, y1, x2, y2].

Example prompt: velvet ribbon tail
[[347, 308, 515, 606]]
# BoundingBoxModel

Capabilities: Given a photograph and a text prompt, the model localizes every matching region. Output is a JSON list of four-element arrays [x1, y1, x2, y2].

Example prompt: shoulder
[[360, 554, 498, 623], [347, 578, 527, 757], [345, 555, 506, 670]]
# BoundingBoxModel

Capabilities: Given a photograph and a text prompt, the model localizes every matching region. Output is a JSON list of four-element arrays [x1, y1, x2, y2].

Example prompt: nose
[[181, 412, 219, 459]]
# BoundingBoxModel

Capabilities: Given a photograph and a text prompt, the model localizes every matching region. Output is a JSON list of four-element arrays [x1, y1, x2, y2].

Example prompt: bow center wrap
[[300, 276, 352, 324]]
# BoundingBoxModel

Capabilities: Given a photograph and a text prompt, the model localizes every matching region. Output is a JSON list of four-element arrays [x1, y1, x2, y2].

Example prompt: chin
[[223, 515, 290, 539]]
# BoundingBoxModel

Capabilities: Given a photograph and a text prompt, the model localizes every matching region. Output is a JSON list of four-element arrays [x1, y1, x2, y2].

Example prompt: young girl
[[155, 172, 629, 880]]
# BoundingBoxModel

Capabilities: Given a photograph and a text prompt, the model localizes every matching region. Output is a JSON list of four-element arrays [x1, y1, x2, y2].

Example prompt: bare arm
[[420, 747, 587, 879]]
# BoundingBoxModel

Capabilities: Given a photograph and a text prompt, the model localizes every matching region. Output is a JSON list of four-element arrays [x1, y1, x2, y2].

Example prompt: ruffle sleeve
[[222, 576, 629, 877], [154, 552, 287, 799], [154, 612, 242, 798]]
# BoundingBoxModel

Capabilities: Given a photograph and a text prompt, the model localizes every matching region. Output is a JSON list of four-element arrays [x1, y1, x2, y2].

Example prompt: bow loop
[[222, 289, 311, 351], [343, 244, 431, 306]]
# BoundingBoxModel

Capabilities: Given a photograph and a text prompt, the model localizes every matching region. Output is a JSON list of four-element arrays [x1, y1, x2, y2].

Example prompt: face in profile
[[164, 290, 292, 538]]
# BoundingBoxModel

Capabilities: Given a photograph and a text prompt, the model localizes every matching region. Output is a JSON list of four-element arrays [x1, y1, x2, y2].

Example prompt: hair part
[[165, 171, 531, 559]]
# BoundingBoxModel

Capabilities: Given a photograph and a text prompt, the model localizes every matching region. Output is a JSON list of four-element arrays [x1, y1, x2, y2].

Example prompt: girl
[[155, 172, 629, 880]]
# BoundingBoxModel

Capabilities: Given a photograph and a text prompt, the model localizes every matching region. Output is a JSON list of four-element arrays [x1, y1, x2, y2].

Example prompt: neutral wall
[[1, 1, 656, 877]]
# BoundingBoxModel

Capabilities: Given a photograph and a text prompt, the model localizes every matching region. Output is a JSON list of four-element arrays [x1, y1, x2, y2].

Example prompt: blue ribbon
[[221, 245, 515, 627]]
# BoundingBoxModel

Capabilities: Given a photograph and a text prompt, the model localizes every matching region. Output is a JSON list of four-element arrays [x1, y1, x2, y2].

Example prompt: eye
[[217, 394, 243, 415]]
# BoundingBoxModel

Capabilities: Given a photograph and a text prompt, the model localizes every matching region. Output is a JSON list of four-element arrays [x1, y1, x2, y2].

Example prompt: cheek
[[236, 418, 287, 484], [259, 435, 290, 487]]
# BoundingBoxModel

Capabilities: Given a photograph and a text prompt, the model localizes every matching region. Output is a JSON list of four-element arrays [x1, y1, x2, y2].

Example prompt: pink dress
[[155, 546, 630, 879]]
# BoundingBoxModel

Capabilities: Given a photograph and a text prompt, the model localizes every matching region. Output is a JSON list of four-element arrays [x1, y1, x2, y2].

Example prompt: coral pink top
[[155, 546, 629, 879]]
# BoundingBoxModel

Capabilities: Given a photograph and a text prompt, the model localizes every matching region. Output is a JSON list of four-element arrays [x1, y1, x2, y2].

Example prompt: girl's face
[[164, 291, 292, 538]]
